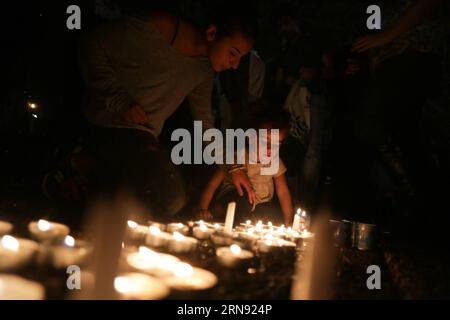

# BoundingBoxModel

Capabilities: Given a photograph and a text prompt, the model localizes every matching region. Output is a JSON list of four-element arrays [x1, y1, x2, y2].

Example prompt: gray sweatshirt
[[79, 16, 215, 138]]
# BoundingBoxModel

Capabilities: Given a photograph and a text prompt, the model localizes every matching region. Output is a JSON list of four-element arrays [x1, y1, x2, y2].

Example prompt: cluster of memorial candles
[[0, 204, 313, 300]]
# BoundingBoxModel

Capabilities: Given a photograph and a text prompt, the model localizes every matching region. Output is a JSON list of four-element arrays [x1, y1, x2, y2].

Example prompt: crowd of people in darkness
[[11, 0, 446, 232]]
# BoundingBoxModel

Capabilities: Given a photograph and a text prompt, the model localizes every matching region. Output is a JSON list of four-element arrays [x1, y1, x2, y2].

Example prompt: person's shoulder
[[144, 12, 179, 43]]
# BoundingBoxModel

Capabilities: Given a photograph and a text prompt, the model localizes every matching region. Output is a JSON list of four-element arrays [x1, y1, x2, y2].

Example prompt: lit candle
[[216, 244, 254, 268], [114, 273, 169, 300], [148, 221, 167, 231], [166, 223, 189, 236], [51, 235, 93, 269], [300, 210, 310, 230], [193, 224, 214, 240], [238, 228, 260, 242], [300, 229, 314, 239], [162, 262, 218, 291], [126, 220, 149, 242], [0, 275, 45, 300], [28, 219, 70, 243], [167, 232, 198, 254], [293, 209, 301, 231], [210, 231, 234, 247], [224, 202, 236, 235], [0, 235, 39, 271], [255, 221, 264, 233], [0, 220, 13, 236], [145, 226, 172, 248]]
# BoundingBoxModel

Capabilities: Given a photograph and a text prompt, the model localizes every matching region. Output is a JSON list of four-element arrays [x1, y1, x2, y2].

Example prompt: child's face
[[258, 128, 287, 158]]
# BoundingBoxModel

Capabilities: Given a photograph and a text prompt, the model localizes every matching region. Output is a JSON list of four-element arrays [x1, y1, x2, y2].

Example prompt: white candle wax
[[148, 221, 167, 231], [0, 275, 45, 300], [114, 273, 169, 300], [145, 227, 172, 248], [28, 219, 70, 243], [166, 223, 189, 236], [0, 221, 13, 236], [163, 262, 218, 291], [126, 220, 149, 242], [167, 232, 198, 254], [216, 244, 254, 268], [192, 224, 214, 240], [0, 236, 39, 271], [224, 202, 236, 235]]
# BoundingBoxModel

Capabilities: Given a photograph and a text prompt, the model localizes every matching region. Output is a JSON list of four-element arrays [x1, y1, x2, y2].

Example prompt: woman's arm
[[197, 168, 226, 220], [274, 173, 294, 226]]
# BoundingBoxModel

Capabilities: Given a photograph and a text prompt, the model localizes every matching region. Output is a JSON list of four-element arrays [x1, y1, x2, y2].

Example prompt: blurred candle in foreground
[[0, 275, 44, 300], [163, 262, 218, 291], [114, 273, 169, 300]]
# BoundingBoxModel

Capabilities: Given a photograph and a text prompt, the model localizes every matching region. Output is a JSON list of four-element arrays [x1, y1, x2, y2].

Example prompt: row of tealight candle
[[0, 218, 93, 300], [0, 203, 314, 300]]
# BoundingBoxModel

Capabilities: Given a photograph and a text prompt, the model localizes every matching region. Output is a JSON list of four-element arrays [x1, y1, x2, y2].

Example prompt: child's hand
[[197, 208, 213, 221], [122, 105, 149, 125]]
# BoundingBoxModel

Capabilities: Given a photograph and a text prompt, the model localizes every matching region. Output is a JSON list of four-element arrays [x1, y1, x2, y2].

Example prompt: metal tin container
[[329, 220, 353, 248], [354, 222, 377, 250]]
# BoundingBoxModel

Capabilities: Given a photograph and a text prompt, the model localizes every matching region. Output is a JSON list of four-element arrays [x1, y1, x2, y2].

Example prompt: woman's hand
[[122, 105, 149, 125], [351, 32, 394, 53]]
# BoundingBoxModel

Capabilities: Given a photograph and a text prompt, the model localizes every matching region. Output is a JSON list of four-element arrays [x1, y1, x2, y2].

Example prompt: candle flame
[[149, 226, 161, 235], [198, 220, 205, 225], [114, 277, 131, 294], [230, 244, 242, 255], [127, 220, 138, 229], [177, 223, 183, 228], [199, 224, 207, 231], [297, 208, 301, 215], [1, 235, 19, 251], [302, 210, 306, 217], [64, 235, 75, 247], [38, 219, 51, 231], [245, 220, 251, 225], [173, 262, 193, 278], [213, 223, 220, 229], [268, 222, 273, 227], [257, 221, 263, 226], [173, 232, 184, 241]]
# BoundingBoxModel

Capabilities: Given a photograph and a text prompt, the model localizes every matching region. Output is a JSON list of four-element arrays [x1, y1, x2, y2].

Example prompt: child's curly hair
[[245, 99, 291, 131]]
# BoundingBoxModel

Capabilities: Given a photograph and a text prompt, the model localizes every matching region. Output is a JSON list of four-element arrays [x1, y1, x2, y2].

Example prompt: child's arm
[[274, 173, 294, 226], [197, 168, 226, 220]]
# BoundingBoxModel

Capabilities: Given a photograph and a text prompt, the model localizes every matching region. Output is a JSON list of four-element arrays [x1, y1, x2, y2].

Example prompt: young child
[[196, 107, 294, 226]]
